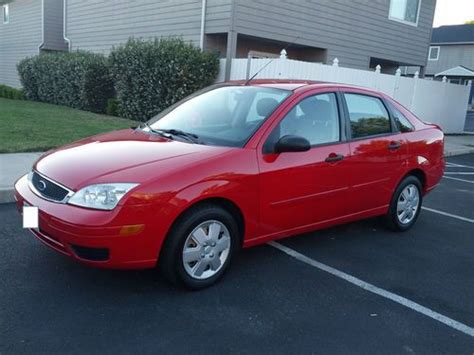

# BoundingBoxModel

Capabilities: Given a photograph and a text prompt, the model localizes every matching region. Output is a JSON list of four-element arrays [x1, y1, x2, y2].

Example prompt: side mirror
[[274, 135, 311, 153]]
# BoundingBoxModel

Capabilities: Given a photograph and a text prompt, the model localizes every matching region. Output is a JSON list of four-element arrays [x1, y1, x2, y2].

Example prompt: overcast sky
[[433, 0, 474, 27]]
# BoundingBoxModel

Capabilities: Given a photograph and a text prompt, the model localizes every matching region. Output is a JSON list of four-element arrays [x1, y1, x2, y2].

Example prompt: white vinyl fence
[[216, 56, 472, 133]]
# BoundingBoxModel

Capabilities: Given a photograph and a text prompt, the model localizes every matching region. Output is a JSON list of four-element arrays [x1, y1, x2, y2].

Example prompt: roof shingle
[[431, 24, 474, 44]]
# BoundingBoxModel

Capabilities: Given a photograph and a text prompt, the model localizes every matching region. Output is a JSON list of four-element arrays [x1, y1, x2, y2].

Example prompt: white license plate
[[23, 205, 39, 229]]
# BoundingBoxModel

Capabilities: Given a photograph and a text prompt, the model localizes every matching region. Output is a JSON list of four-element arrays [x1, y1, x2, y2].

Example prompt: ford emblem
[[37, 180, 47, 191]]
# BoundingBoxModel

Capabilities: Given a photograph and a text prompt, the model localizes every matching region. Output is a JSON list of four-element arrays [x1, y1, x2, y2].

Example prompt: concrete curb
[[1, 149, 474, 205]]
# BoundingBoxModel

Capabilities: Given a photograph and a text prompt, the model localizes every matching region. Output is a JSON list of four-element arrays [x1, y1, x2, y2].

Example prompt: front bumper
[[14, 174, 164, 269]]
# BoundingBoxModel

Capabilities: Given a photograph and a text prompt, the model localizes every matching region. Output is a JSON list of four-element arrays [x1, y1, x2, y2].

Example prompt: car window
[[148, 86, 290, 147], [388, 103, 414, 133], [344, 93, 391, 139], [270, 93, 340, 147]]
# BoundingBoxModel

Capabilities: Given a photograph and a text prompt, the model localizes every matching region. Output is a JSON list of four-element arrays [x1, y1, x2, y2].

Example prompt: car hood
[[34, 129, 231, 190]]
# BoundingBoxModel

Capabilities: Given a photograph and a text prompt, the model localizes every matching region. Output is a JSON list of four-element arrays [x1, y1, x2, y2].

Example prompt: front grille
[[31, 171, 70, 202]]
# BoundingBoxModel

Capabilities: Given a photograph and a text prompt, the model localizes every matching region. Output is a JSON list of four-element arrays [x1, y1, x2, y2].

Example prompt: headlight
[[68, 183, 138, 210]]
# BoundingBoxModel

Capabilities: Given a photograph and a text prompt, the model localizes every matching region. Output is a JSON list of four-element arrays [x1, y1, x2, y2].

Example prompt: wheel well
[[173, 198, 245, 246], [406, 169, 426, 190]]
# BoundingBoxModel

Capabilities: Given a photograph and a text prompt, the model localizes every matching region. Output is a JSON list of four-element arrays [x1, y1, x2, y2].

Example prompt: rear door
[[341, 90, 407, 214]]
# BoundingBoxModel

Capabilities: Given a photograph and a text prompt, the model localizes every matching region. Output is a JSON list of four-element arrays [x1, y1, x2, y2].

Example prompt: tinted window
[[148, 86, 290, 147], [388, 103, 414, 133], [344, 94, 391, 139], [271, 93, 340, 146]]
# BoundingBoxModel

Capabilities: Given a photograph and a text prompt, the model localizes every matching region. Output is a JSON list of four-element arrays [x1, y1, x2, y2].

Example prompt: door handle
[[325, 153, 344, 163], [388, 141, 401, 151]]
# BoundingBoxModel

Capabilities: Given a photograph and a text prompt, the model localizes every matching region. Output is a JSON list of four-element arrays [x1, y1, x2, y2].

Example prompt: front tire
[[385, 176, 423, 232], [159, 204, 239, 290]]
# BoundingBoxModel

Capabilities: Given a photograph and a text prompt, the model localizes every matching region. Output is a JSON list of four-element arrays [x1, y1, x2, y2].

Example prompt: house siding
[[65, 0, 435, 70], [205, 0, 232, 34], [0, 0, 43, 88], [43, 0, 68, 51], [66, 0, 206, 54], [232, 0, 436, 69], [426, 44, 474, 75]]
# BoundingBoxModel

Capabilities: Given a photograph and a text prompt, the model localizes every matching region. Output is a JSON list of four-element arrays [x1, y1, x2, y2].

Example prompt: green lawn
[[0, 98, 136, 153]]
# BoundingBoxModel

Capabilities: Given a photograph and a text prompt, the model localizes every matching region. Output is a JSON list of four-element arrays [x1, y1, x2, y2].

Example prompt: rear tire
[[159, 204, 239, 290], [385, 176, 423, 232]]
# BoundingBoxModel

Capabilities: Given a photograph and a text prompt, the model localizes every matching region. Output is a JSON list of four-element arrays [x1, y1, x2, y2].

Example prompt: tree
[[465, 20, 474, 24]]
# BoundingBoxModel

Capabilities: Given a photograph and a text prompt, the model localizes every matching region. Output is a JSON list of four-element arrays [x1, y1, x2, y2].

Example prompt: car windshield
[[146, 85, 291, 147]]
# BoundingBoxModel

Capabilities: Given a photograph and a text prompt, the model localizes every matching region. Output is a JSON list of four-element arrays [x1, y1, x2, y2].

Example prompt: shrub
[[109, 38, 219, 120], [106, 98, 119, 116], [17, 51, 114, 113], [0, 84, 24, 100]]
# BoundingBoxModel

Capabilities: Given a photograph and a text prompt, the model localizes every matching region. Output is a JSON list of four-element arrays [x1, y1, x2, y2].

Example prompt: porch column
[[419, 66, 426, 78]]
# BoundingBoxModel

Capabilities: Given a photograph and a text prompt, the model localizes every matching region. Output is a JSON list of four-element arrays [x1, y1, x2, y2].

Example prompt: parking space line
[[268, 241, 474, 338], [444, 172, 474, 175], [422, 207, 474, 223], [443, 176, 474, 184], [446, 162, 474, 169]]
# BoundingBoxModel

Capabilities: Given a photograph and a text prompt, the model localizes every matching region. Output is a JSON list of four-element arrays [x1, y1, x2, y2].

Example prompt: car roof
[[227, 79, 379, 95]]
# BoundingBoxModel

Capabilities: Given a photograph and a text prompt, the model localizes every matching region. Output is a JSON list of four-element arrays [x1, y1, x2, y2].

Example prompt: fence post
[[442, 76, 447, 83], [393, 68, 401, 99], [245, 53, 252, 80], [410, 71, 419, 110], [332, 58, 339, 67], [374, 65, 381, 90], [468, 80, 473, 109]]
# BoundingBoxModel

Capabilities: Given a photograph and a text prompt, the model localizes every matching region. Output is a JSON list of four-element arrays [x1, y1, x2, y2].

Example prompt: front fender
[[157, 177, 259, 249]]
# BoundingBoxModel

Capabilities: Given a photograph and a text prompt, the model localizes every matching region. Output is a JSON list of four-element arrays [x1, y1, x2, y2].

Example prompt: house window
[[428, 46, 440, 61], [2, 4, 9, 24], [389, 0, 421, 25]]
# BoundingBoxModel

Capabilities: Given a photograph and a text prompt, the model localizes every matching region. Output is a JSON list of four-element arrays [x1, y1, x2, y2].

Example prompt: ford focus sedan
[[15, 80, 445, 289]]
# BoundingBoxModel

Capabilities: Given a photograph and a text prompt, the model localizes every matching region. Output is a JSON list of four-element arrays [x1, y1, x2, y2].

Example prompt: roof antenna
[[244, 36, 300, 85]]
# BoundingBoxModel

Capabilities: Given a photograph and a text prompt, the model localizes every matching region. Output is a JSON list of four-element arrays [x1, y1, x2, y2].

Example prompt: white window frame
[[428, 46, 440, 61], [388, 0, 421, 27], [2, 4, 9, 24]]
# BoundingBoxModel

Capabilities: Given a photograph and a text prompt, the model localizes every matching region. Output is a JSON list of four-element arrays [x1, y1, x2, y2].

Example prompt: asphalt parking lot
[[1, 154, 473, 354]]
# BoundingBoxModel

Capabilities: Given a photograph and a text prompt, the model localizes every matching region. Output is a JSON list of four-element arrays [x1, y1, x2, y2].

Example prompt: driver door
[[257, 91, 351, 237]]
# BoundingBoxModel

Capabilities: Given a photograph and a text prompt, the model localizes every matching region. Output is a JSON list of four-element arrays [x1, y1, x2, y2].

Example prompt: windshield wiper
[[156, 129, 201, 144], [140, 122, 172, 139], [139, 124, 201, 144]]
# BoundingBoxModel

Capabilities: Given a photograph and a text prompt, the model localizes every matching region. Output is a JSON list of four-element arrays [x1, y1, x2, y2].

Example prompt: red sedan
[[15, 80, 445, 289]]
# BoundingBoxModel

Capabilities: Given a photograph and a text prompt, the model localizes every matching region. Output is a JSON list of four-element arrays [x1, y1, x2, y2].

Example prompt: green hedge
[[0, 84, 24, 100], [109, 38, 219, 120], [17, 51, 114, 113]]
